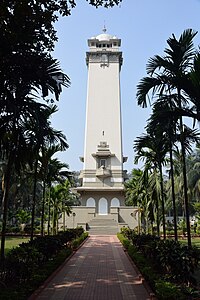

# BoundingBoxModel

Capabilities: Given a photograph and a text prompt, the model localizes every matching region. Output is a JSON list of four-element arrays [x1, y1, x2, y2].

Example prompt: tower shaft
[[78, 31, 127, 214]]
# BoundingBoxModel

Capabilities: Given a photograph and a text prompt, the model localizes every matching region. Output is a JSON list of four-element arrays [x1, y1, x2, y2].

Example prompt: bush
[[120, 227, 134, 240], [71, 232, 88, 250], [117, 233, 130, 249], [0, 228, 87, 293], [4, 245, 41, 284], [30, 236, 64, 261], [155, 280, 185, 300], [155, 240, 200, 284], [5, 225, 20, 233], [118, 228, 200, 299]]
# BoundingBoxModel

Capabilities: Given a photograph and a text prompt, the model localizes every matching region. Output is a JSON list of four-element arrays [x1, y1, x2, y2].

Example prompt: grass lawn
[[0, 236, 30, 255], [179, 237, 200, 248]]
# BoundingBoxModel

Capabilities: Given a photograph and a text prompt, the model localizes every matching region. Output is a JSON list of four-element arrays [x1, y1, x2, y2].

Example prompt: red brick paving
[[30, 235, 152, 300]]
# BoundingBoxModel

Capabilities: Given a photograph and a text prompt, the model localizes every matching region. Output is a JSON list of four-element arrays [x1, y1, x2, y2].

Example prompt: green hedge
[[0, 228, 87, 300], [117, 230, 200, 299]]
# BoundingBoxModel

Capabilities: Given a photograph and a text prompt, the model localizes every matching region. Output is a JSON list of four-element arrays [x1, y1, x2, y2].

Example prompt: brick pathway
[[30, 235, 152, 300]]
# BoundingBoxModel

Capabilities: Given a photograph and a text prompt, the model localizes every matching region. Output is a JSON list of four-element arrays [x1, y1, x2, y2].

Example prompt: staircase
[[88, 215, 119, 235]]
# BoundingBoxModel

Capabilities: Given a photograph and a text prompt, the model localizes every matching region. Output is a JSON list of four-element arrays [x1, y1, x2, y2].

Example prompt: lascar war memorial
[[62, 30, 137, 233]]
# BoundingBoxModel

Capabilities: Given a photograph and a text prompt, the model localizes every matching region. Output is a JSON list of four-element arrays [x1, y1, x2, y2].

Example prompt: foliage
[[0, 0, 122, 261], [85, 0, 122, 8], [0, 228, 87, 299], [119, 226, 134, 240], [71, 232, 89, 250], [155, 280, 185, 300], [117, 232, 131, 250], [125, 168, 156, 234], [136, 29, 200, 247], [0, 0, 122, 56], [15, 209, 31, 233], [118, 229, 200, 299]]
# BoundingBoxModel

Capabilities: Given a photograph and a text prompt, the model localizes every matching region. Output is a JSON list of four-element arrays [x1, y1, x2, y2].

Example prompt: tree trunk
[[41, 180, 46, 236], [52, 203, 55, 235], [156, 197, 160, 237], [169, 141, 178, 241], [138, 210, 141, 234], [178, 87, 191, 247], [30, 158, 38, 242], [159, 162, 166, 239], [63, 205, 66, 232], [47, 187, 51, 235], [0, 156, 13, 261], [180, 137, 191, 247]]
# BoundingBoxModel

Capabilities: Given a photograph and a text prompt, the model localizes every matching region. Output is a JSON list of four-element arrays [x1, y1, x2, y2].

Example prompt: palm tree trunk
[[155, 198, 160, 236], [138, 210, 141, 234], [178, 89, 191, 247], [57, 217, 59, 234], [52, 203, 55, 235], [180, 136, 191, 247], [158, 162, 166, 239], [41, 180, 46, 236], [169, 140, 178, 241], [0, 161, 12, 262], [151, 221, 154, 235], [63, 204, 66, 232], [30, 158, 38, 242], [47, 187, 51, 235]]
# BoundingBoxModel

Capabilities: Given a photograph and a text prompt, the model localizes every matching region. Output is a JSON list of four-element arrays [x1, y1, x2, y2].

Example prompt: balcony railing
[[96, 166, 111, 178]]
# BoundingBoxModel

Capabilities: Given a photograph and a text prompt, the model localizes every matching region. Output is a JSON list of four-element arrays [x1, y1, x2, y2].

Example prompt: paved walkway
[[30, 235, 152, 300]]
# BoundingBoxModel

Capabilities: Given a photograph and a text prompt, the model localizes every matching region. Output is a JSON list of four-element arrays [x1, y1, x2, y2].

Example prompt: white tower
[[78, 29, 127, 215]]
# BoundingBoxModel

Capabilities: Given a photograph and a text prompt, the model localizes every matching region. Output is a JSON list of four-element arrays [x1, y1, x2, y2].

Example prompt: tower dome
[[95, 33, 117, 41], [88, 27, 121, 48]]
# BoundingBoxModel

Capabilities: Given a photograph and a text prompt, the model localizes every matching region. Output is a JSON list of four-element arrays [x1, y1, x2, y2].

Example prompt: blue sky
[[51, 0, 200, 173]]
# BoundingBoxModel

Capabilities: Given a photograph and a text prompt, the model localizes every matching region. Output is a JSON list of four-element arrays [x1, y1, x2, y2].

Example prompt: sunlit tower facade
[[77, 29, 128, 215]]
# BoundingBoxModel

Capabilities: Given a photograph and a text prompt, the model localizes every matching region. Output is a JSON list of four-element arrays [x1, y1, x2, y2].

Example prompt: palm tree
[[26, 105, 69, 241], [134, 131, 168, 238], [185, 145, 200, 207], [147, 99, 180, 240], [45, 158, 70, 235], [50, 181, 73, 234], [136, 29, 197, 247], [125, 169, 151, 233], [15, 209, 31, 235], [0, 56, 70, 260], [39, 144, 70, 235]]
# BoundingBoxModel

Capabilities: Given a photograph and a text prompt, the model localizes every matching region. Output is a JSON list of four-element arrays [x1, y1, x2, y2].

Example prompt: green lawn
[[179, 237, 200, 248], [0, 236, 30, 255]]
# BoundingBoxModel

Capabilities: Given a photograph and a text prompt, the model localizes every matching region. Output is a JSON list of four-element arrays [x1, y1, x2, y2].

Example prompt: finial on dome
[[102, 22, 107, 33]]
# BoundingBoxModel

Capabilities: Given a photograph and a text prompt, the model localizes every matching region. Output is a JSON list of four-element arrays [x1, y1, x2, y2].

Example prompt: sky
[[51, 0, 200, 173]]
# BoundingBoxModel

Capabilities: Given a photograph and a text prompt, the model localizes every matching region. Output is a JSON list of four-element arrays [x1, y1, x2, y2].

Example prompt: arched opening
[[86, 197, 95, 207], [111, 197, 120, 207], [98, 198, 108, 215]]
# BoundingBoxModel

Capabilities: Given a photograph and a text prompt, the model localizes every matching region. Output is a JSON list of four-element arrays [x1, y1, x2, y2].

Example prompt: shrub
[[6, 225, 20, 233], [120, 227, 134, 240], [4, 245, 41, 284], [30, 236, 64, 261], [118, 230, 200, 299], [0, 228, 87, 288], [117, 233, 130, 249], [71, 232, 88, 250], [155, 240, 200, 284], [155, 280, 186, 300]]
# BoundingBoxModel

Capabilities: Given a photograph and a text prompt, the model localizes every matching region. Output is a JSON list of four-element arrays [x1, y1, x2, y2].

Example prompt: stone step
[[88, 216, 118, 235], [89, 221, 117, 225], [89, 229, 118, 235], [94, 214, 115, 219], [90, 218, 117, 223], [89, 222, 117, 227]]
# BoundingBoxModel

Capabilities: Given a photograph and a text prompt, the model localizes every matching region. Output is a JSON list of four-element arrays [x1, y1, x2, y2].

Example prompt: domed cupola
[[88, 26, 121, 50]]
